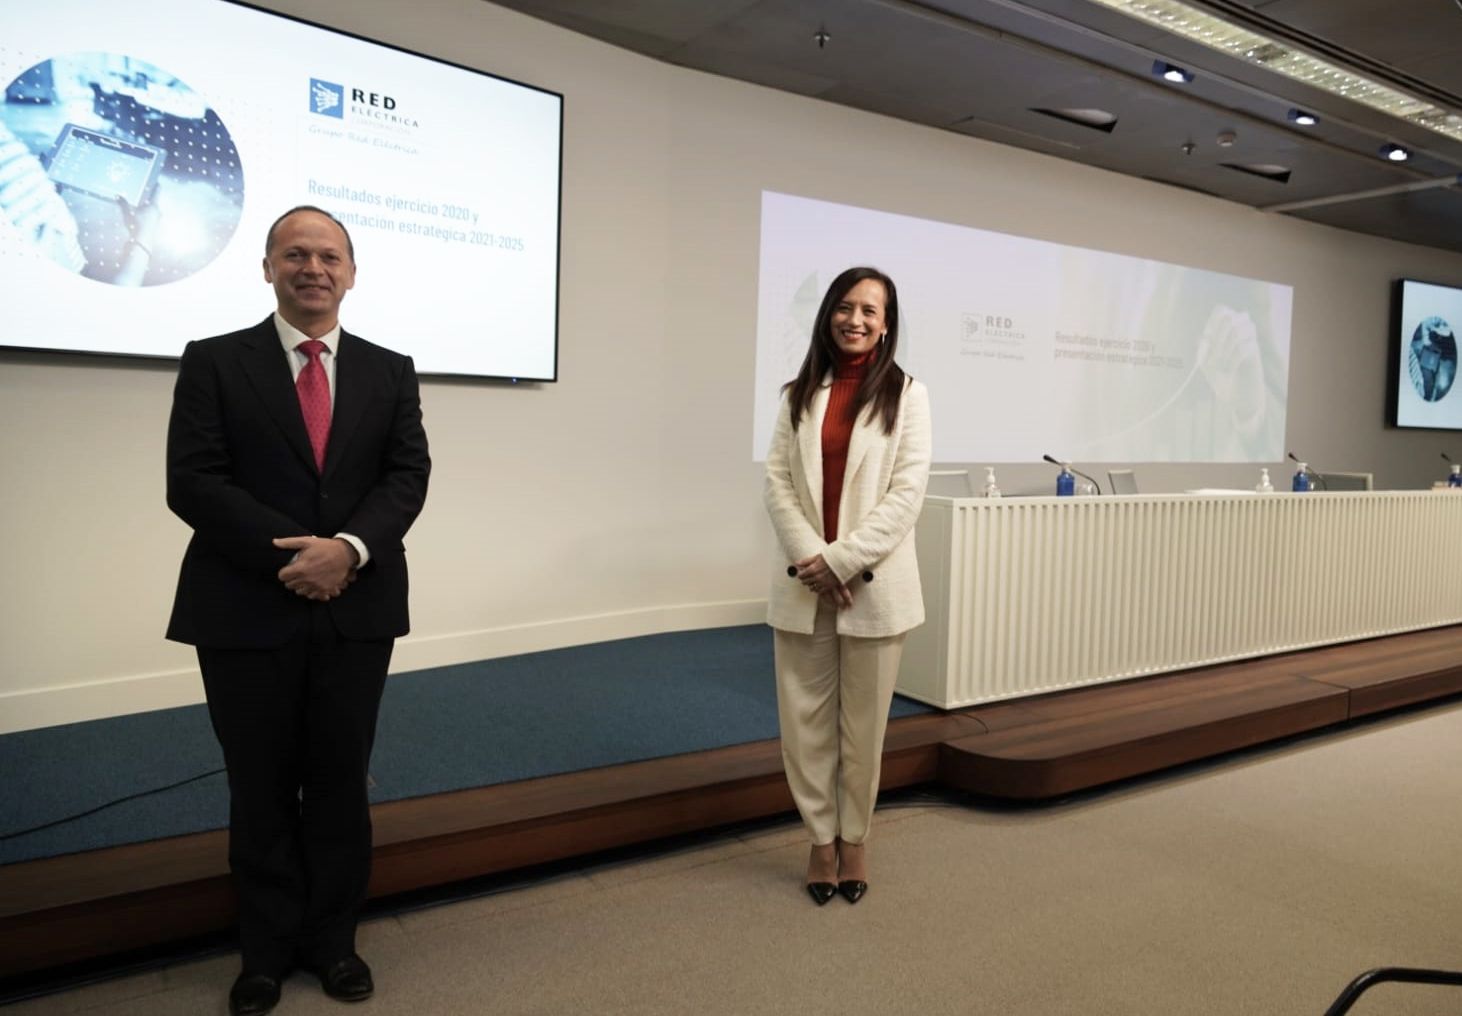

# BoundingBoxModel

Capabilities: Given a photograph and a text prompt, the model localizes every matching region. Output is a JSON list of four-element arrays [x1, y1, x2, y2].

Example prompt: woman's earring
[[880, 333, 887, 344]]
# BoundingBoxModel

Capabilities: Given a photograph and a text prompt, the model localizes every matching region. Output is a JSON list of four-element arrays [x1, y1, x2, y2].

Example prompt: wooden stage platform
[[4, 625, 1461, 981]]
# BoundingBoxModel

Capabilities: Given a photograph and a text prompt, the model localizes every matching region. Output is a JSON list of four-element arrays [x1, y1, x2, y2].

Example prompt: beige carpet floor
[[12, 700, 1462, 1015]]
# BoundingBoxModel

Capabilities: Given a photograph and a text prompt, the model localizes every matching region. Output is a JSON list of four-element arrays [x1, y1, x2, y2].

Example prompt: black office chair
[[1323, 967, 1462, 1014]]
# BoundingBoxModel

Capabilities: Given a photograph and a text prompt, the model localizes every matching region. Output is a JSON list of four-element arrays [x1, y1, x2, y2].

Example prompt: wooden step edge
[[959, 681, 1347, 759], [938, 694, 1349, 800]]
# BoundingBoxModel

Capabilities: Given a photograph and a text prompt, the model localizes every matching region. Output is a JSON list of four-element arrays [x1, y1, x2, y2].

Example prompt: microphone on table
[[1286, 451, 1327, 490], [1042, 453, 1103, 495]]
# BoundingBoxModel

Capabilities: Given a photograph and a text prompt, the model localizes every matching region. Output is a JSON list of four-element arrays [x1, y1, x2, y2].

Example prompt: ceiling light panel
[[1086, 0, 1462, 143]]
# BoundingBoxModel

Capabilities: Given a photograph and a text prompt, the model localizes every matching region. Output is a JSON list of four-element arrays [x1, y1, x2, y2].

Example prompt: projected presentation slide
[[754, 192, 1293, 464], [1, 0, 561, 380], [1394, 280, 1462, 430]]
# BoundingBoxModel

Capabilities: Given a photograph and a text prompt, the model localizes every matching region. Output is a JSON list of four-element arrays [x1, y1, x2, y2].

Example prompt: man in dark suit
[[166, 205, 430, 1016]]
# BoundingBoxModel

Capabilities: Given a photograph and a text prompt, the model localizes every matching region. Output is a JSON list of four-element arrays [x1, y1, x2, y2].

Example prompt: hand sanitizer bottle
[[982, 467, 1002, 498], [1449, 464, 1461, 488], [1255, 468, 1274, 493], [1292, 463, 1311, 492], [1056, 464, 1075, 496]]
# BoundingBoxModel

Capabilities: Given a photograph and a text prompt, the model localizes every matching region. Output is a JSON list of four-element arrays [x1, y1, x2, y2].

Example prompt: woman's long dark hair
[[783, 267, 906, 435]]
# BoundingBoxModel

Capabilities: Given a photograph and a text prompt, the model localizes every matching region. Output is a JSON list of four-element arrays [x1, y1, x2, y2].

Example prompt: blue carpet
[[0, 625, 931, 865]]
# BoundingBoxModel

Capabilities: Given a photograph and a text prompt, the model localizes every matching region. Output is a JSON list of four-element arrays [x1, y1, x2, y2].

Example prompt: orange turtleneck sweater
[[821, 350, 873, 542]]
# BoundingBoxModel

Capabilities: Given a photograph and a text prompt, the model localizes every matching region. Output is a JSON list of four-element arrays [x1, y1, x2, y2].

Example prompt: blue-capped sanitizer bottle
[[1292, 462, 1311, 492], [1056, 464, 1076, 497], [1449, 464, 1461, 488]]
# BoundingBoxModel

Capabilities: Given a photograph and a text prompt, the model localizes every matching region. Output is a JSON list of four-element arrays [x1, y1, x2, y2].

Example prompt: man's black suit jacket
[[166, 317, 430, 649]]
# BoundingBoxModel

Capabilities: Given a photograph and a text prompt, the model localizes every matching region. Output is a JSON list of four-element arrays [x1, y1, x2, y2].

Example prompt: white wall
[[2, 0, 1459, 733]]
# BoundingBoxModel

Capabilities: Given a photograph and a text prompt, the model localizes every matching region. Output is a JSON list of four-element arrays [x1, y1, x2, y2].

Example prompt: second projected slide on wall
[[753, 191, 1293, 464]]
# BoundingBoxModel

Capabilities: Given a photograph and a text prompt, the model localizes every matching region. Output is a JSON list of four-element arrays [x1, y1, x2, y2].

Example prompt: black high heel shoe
[[837, 879, 867, 904], [806, 881, 838, 905]]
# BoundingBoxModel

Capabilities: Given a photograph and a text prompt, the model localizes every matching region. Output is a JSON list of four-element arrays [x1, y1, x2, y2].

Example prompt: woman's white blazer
[[764, 374, 931, 638]]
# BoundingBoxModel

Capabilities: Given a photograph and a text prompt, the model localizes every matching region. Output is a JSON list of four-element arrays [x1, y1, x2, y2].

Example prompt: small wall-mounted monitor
[[1391, 279, 1462, 430]]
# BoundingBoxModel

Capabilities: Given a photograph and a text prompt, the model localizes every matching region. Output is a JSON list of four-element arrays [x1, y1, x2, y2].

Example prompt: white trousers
[[773, 603, 906, 846]]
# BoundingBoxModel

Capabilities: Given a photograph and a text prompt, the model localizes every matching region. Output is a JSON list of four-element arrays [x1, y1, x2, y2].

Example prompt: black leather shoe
[[837, 879, 868, 904], [806, 881, 837, 905], [318, 953, 374, 1002], [229, 973, 282, 1016]]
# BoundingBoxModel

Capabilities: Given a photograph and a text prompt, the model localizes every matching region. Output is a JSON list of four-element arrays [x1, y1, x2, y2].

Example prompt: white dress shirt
[[273, 313, 369, 568]]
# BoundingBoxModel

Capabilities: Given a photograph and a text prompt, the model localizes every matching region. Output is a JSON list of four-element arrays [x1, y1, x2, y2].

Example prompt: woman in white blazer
[[763, 267, 931, 905]]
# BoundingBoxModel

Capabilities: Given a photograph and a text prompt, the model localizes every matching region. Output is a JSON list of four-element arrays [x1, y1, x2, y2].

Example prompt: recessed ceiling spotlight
[[1379, 143, 1411, 161], [1152, 60, 1194, 83], [1287, 109, 1319, 126]]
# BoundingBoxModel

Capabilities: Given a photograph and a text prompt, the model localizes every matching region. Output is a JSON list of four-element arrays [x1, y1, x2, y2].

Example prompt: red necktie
[[295, 340, 331, 471]]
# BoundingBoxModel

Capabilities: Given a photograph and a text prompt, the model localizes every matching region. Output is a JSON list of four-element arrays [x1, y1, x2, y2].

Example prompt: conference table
[[898, 490, 1462, 709]]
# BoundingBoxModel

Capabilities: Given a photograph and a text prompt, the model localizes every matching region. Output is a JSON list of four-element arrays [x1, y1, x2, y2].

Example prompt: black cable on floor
[[0, 768, 226, 842]]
